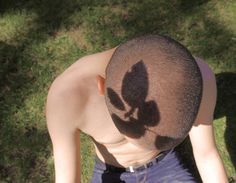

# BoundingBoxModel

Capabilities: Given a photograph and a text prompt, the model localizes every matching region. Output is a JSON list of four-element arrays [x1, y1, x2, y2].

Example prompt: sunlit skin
[[46, 48, 228, 183]]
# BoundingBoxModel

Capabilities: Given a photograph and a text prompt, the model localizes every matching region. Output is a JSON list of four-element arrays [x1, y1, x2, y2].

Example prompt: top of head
[[104, 35, 203, 151]]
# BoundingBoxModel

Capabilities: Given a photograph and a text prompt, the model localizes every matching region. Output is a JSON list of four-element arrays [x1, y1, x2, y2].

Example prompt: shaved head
[[105, 35, 202, 151]]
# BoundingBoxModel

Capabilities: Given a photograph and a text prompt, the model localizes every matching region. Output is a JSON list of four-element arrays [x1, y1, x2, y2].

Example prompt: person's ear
[[96, 75, 105, 96]]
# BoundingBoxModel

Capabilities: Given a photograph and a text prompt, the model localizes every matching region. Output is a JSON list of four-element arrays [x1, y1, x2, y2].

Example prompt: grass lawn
[[0, 0, 235, 182]]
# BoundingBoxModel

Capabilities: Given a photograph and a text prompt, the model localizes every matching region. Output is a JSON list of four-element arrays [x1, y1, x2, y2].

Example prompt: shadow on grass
[[0, 0, 235, 181], [0, 0, 89, 181], [215, 73, 236, 170], [121, 0, 235, 63], [0, 42, 52, 182], [0, 122, 51, 182]]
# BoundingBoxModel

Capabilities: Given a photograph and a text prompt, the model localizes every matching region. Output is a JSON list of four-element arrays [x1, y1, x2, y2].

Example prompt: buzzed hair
[[105, 35, 202, 151]]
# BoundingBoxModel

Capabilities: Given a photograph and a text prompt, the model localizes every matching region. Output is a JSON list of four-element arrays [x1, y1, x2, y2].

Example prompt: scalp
[[105, 35, 203, 150]]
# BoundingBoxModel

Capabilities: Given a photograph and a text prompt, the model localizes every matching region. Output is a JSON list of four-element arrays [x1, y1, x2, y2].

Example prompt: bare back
[[49, 48, 212, 168], [57, 48, 160, 167]]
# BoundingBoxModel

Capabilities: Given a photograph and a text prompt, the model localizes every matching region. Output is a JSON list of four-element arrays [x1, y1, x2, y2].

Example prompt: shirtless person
[[46, 35, 228, 183]]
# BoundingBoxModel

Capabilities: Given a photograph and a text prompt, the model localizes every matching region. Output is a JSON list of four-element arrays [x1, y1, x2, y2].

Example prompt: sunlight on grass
[[28, 34, 82, 72], [214, 117, 236, 177], [0, 10, 37, 44], [81, 133, 95, 183], [214, 1, 236, 33]]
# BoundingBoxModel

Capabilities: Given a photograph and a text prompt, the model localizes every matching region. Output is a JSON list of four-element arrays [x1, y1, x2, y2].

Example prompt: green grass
[[0, 0, 235, 182]]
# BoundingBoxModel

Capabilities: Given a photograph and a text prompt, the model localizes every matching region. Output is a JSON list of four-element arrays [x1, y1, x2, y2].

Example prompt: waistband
[[95, 150, 171, 173]]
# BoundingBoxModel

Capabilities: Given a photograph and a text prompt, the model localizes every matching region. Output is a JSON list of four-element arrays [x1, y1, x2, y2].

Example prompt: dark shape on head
[[111, 113, 145, 138], [121, 60, 148, 108], [138, 101, 159, 127], [107, 61, 160, 139], [105, 34, 203, 151], [107, 88, 125, 111]]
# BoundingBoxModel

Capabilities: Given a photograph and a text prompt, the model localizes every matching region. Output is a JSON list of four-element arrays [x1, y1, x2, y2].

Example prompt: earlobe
[[96, 75, 105, 96]]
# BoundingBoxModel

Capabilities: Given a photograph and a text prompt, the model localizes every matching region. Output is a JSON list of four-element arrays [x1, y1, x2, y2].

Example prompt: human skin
[[46, 48, 228, 183]]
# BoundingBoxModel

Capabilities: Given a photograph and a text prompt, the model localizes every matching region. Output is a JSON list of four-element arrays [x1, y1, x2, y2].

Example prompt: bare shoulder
[[46, 48, 116, 130], [193, 57, 217, 126], [61, 47, 116, 78], [48, 47, 116, 98]]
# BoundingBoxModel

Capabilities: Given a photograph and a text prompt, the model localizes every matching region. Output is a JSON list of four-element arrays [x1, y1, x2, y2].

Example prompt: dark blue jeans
[[90, 149, 197, 183]]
